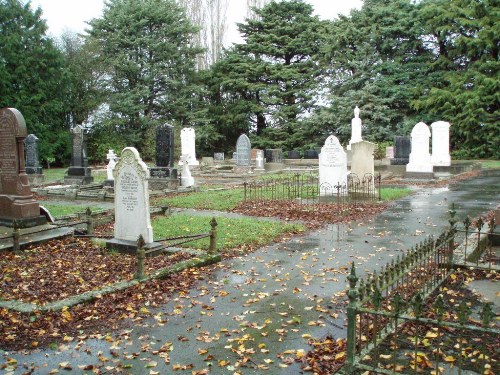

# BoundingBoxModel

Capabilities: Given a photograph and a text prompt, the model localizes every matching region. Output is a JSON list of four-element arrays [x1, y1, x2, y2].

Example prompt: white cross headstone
[[113, 147, 153, 243], [178, 127, 199, 166], [406, 122, 433, 173], [255, 150, 265, 170], [319, 135, 348, 196], [347, 106, 363, 150], [430, 121, 451, 166], [180, 154, 195, 187], [106, 149, 118, 180]]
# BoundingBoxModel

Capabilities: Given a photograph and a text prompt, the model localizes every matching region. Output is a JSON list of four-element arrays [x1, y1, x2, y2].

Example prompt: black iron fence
[[243, 172, 381, 205], [344, 208, 498, 374]]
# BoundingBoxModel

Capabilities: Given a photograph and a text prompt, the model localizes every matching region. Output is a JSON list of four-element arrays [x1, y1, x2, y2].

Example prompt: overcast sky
[[28, 0, 363, 44]]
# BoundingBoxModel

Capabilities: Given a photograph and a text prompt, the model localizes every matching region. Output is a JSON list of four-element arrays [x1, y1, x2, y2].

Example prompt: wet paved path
[[3, 171, 499, 374]]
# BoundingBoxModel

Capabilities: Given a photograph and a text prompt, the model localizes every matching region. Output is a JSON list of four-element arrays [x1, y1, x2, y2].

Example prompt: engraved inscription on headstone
[[214, 152, 224, 161], [156, 124, 174, 167], [319, 135, 348, 196], [236, 134, 251, 166], [71, 125, 84, 167]]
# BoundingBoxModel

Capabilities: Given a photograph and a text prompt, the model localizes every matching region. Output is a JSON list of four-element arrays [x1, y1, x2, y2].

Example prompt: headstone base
[[103, 179, 114, 187], [390, 158, 409, 165], [405, 172, 435, 179], [150, 167, 177, 179], [264, 162, 284, 172], [0, 215, 47, 228], [181, 176, 195, 187], [27, 174, 45, 185], [148, 178, 179, 191], [26, 167, 43, 174], [64, 176, 94, 185], [106, 238, 163, 256], [233, 166, 253, 174]]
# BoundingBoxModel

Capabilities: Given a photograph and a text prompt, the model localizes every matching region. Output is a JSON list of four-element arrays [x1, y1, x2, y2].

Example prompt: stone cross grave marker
[[348, 106, 363, 150], [406, 122, 433, 174], [319, 135, 348, 196], [113, 147, 153, 244], [106, 149, 118, 180], [236, 134, 251, 166], [156, 124, 174, 168], [179, 127, 199, 166], [430, 121, 451, 166], [0, 108, 45, 227], [255, 150, 265, 170]]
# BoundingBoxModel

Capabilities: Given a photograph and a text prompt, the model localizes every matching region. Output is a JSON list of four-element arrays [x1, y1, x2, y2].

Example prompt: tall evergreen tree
[[0, 0, 68, 165], [87, 0, 203, 157]]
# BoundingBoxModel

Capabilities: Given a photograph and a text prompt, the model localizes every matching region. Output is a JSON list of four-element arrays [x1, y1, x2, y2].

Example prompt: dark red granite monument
[[0, 108, 46, 227]]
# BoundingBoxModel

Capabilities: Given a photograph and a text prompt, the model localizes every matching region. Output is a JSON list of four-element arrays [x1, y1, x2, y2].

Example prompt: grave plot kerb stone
[[113, 147, 153, 244]]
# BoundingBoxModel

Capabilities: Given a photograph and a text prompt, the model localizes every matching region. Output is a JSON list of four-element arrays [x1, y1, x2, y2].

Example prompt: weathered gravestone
[[347, 106, 363, 150], [24, 133, 44, 184], [150, 124, 178, 190], [351, 141, 377, 191], [107, 147, 160, 254], [235, 134, 251, 166], [304, 150, 318, 159], [390, 136, 411, 165], [319, 135, 348, 196], [386, 146, 394, 159], [406, 122, 433, 177], [214, 152, 224, 161], [264, 149, 283, 163], [178, 127, 199, 166], [104, 149, 118, 187], [287, 150, 300, 159], [255, 150, 265, 171], [64, 125, 93, 185], [430, 121, 451, 167], [0, 108, 46, 227]]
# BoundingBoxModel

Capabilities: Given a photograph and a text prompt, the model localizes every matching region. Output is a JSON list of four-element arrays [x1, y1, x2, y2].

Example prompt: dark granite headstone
[[64, 125, 93, 184], [0, 108, 46, 227], [304, 150, 318, 159], [287, 150, 300, 159], [156, 124, 174, 167], [236, 134, 251, 166], [25, 134, 43, 174], [390, 136, 411, 165], [264, 149, 283, 163]]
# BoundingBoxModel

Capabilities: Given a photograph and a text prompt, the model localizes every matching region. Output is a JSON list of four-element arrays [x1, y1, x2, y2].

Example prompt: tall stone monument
[[64, 125, 93, 185], [0, 108, 46, 227], [178, 127, 199, 166], [347, 106, 363, 150], [235, 134, 251, 166], [319, 135, 348, 196], [107, 147, 159, 253], [150, 124, 178, 190], [390, 136, 411, 165], [351, 141, 377, 191], [430, 121, 451, 166], [24, 133, 44, 184], [406, 122, 433, 176]]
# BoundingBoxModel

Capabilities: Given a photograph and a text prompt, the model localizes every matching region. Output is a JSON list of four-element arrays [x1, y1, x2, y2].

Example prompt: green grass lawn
[[152, 214, 305, 252], [40, 203, 105, 218], [43, 168, 67, 183], [479, 160, 500, 169], [379, 187, 413, 201]]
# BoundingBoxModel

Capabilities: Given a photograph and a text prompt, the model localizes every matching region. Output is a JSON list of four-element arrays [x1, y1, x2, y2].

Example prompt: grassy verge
[[379, 187, 413, 201], [40, 204, 105, 218], [152, 214, 305, 252], [43, 168, 67, 183], [153, 189, 246, 211], [479, 160, 500, 169]]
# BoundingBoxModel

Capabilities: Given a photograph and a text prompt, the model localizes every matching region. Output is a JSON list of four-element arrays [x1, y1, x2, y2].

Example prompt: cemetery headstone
[[287, 150, 300, 159], [319, 135, 348, 196], [107, 147, 159, 254], [150, 124, 178, 190], [0, 108, 46, 227], [390, 136, 411, 165], [103, 149, 118, 187], [347, 106, 363, 150], [406, 122, 433, 176], [255, 150, 265, 171], [180, 154, 195, 187], [264, 149, 283, 163], [178, 127, 199, 166], [235, 134, 251, 166], [385, 146, 394, 159], [430, 121, 451, 166], [64, 125, 93, 185], [304, 150, 318, 159], [214, 152, 224, 161], [24, 133, 44, 184], [351, 141, 377, 190]]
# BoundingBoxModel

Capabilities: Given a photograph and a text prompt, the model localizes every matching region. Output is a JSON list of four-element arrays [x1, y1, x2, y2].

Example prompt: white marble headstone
[[106, 149, 118, 180], [347, 106, 363, 150], [255, 150, 265, 170], [180, 154, 195, 187], [178, 127, 199, 166], [406, 122, 433, 173], [430, 121, 451, 166], [319, 135, 348, 196], [113, 147, 153, 243], [351, 141, 377, 189]]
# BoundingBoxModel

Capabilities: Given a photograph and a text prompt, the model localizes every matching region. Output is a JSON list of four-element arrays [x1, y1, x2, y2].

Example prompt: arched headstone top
[[1, 107, 27, 137], [325, 135, 341, 146], [114, 147, 149, 180], [411, 122, 431, 137]]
